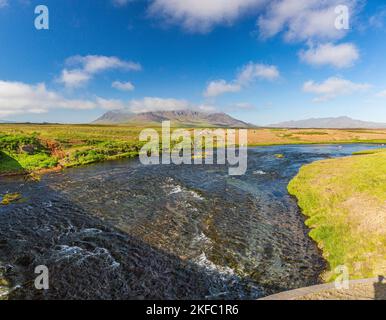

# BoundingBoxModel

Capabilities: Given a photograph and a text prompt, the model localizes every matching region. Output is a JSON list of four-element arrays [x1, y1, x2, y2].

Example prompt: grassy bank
[[0, 133, 58, 174], [0, 125, 144, 175], [288, 149, 386, 281]]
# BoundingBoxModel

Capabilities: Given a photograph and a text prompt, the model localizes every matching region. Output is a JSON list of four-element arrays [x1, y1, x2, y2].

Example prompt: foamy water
[[0, 144, 384, 299]]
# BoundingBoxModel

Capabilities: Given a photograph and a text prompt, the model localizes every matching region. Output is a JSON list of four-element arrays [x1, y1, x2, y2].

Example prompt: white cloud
[[0, 81, 98, 117], [112, 80, 135, 91], [236, 62, 280, 84], [66, 55, 141, 74], [58, 55, 141, 88], [95, 97, 126, 110], [204, 80, 241, 98], [59, 69, 91, 88], [148, 0, 266, 33], [0, 80, 222, 117], [299, 42, 359, 68], [0, 80, 223, 118], [0, 80, 136, 117], [258, 0, 358, 42], [303, 77, 370, 102], [255, 1, 363, 67], [128, 97, 191, 113], [204, 62, 279, 97], [146, 0, 361, 42]]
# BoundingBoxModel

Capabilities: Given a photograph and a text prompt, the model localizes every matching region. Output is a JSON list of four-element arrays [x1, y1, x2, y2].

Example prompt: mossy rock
[[0, 278, 9, 287], [0, 193, 22, 205], [19, 144, 37, 155]]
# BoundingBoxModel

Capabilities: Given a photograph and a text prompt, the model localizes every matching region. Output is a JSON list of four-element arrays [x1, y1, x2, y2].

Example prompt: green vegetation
[[64, 141, 141, 167], [0, 133, 58, 174], [1, 123, 386, 175], [0, 125, 145, 175], [288, 149, 386, 281], [352, 148, 386, 155]]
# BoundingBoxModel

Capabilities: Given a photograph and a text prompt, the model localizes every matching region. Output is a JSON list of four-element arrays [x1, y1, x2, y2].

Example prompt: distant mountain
[[93, 110, 252, 128], [268, 116, 386, 129], [0, 120, 13, 123], [93, 109, 134, 124]]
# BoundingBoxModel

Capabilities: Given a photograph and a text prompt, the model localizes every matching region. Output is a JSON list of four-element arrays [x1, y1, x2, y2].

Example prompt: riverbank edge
[[0, 152, 140, 178], [1, 141, 385, 178], [287, 148, 386, 283]]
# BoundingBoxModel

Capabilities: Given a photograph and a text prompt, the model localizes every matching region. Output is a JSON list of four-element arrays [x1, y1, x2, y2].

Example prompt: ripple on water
[[0, 144, 384, 299]]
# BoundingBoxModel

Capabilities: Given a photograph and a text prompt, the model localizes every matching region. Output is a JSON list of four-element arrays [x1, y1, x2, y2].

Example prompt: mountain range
[[3, 114, 386, 129], [268, 116, 386, 129], [93, 110, 252, 128]]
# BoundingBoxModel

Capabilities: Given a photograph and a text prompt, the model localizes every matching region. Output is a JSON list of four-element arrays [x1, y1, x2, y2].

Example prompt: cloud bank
[[299, 42, 359, 68], [148, 0, 266, 33], [0, 81, 97, 117], [0, 79, 219, 117], [58, 55, 141, 88], [112, 81, 135, 91], [257, 0, 358, 42], [303, 77, 370, 102], [204, 62, 280, 97]]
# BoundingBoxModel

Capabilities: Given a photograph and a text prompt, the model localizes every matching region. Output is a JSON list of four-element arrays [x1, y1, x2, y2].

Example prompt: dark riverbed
[[0, 144, 382, 300]]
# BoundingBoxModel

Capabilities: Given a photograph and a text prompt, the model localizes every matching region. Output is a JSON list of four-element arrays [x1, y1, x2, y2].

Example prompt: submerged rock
[[0, 193, 22, 206]]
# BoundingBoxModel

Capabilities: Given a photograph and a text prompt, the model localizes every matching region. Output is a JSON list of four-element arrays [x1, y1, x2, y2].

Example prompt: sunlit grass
[[288, 149, 386, 281], [0, 125, 145, 174]]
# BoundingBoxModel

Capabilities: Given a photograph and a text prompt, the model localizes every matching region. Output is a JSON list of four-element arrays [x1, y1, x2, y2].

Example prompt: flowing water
[[0, 144, 383, 299]]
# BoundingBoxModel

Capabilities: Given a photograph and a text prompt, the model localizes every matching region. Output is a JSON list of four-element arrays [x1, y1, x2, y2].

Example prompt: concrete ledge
[[259, 278, 381, 300]]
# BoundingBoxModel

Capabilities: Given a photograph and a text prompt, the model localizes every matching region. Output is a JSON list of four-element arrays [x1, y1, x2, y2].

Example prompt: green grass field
[[288, 149, 386, 281]]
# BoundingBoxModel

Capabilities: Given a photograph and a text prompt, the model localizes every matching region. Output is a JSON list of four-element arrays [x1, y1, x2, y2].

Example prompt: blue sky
[[1, 0, 386, 125]]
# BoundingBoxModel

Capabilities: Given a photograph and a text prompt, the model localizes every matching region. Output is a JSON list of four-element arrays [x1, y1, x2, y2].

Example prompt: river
[[0, 144, 382, 299]]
